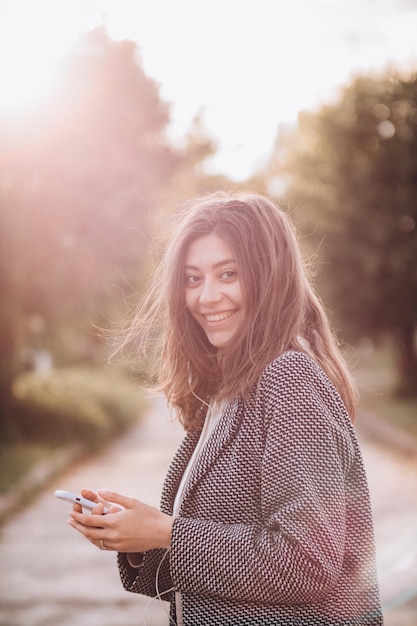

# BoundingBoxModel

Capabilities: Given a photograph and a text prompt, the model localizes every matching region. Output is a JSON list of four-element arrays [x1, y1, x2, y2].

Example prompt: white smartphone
[[55, 489, 110, 514]]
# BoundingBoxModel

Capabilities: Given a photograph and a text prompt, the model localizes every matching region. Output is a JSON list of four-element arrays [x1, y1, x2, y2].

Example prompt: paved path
[[358, 427, 417, 626], [0, 397, 416, 626], [0, 395, 183, 626]]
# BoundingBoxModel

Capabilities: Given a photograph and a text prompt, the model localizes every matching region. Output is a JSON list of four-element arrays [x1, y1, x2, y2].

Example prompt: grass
[[0, 443, 57, 495], [1, 344, 416, 512], [350, 340, 417, 441], [0, 365, 147, 500], [10, 365, 146, 446]]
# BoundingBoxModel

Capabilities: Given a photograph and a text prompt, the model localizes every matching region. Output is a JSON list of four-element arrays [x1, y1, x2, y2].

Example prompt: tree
[[269, 70, 417, 395], [0, 26, 215, 427]]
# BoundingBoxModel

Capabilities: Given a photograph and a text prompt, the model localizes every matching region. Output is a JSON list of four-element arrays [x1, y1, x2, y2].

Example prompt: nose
[[199, 278, 222, 305]]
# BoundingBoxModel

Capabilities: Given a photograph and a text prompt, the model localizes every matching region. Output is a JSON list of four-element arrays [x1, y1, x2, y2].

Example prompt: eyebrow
[[185, 258, 237, 271]]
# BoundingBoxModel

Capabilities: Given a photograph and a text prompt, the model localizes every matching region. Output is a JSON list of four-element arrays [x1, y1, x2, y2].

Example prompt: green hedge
[[10, 367, 146, 450]]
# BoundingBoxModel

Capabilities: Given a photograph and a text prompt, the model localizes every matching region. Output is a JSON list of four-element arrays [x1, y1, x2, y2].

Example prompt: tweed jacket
[[118, 351, 383, 625]]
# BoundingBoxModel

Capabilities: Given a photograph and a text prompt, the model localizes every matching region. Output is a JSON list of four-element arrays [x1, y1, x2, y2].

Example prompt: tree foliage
[[0, 27, 217, 425], [271, 70, 417, 394]]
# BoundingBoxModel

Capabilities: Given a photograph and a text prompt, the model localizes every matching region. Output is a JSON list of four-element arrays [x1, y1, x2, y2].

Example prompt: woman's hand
[[68, 488, 173, 553]]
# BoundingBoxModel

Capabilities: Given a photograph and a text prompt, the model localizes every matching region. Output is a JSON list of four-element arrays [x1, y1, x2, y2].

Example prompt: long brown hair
[[118, 191, 358, 431]]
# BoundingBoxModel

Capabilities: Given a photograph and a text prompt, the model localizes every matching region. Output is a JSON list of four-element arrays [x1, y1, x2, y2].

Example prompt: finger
[[67, 516, 107, 543], [107, 504, 123, 514], [95, 539, 113, 551], [69, 509, 106, 528], [91, 502, 105, 515], [80, 488, 101, 503], [82, 488, 122, 512], [97, 490, 133, 509]]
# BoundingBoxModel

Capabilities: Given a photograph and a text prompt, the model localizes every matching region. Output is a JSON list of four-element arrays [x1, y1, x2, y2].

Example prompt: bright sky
[[0, 0, 416, 180]]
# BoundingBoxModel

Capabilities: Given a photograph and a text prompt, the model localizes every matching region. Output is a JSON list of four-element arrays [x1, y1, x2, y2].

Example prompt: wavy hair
[[119, 191, 358, 431]]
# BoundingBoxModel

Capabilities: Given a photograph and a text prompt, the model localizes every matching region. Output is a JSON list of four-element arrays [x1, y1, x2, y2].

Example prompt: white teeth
[[205, 311, 234, 322]]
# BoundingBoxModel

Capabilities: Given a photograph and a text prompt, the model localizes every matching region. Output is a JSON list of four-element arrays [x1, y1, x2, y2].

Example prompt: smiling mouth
[[204, 311, 237, 323]]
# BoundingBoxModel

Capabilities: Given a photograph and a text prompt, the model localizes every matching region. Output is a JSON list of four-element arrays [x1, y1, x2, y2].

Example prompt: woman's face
[[184, 233, 245, 348]]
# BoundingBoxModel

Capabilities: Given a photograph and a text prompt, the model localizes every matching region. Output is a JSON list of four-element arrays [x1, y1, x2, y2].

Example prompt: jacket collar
[[177, 395, 242, 510]]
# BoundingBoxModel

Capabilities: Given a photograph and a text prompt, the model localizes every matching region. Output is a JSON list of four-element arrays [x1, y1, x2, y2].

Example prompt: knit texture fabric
[[118, 351, 383, 625]]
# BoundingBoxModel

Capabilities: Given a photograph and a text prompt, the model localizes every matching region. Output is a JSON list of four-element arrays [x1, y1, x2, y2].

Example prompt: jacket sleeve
[[169, 352, 355, 606], [117, 431, 199, 599], [117, 548, 173, 600]]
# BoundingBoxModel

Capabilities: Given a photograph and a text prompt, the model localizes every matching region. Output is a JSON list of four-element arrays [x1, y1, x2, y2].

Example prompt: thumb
[[97, 490, 134, 509]]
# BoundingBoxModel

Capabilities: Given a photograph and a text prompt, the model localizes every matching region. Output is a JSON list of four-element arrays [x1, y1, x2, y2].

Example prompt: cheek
[[184, 289, 195, 312], [232, 282, 245, 306]]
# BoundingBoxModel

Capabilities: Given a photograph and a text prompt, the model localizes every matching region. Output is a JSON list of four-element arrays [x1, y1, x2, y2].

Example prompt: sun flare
[[0, 1, 94, 110], [0, 0, 416, 178]]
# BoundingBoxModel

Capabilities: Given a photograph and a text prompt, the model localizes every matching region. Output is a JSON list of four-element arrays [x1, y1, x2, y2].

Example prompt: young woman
[[68, 192, 383, 625]]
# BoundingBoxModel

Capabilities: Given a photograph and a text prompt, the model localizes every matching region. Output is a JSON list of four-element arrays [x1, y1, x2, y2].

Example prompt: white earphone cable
[[142, 549, 176, 626], [143, 367, 213, 625]]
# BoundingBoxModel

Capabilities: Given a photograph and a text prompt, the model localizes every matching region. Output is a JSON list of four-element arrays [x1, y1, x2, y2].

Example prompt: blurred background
[[0, 1, 416, 625]]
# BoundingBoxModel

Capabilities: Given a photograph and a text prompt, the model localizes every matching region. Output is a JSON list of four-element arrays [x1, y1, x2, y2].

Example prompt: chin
[[207, 333, 236, 349]]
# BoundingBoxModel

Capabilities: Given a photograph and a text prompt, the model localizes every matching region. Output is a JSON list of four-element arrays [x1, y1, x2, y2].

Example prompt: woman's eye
[[185, 275, 201, 286], [221, 270, 237, 280]]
